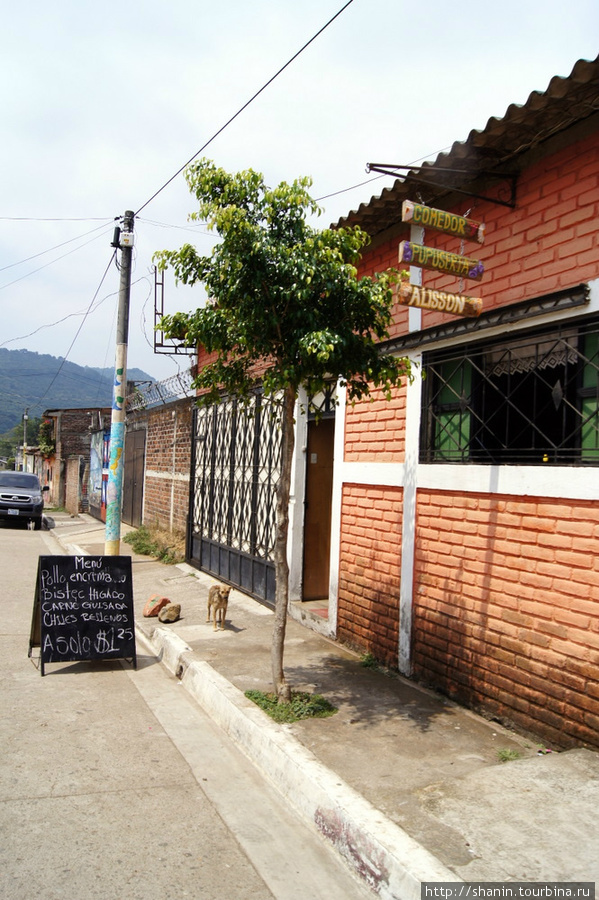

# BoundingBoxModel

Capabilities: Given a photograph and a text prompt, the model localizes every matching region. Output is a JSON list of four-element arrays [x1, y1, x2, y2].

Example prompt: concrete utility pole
[[105, 211, 134, 555]]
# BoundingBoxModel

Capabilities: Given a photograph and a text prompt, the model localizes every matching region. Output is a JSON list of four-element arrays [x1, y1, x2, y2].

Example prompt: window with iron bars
[[420, 316, 599, 465]]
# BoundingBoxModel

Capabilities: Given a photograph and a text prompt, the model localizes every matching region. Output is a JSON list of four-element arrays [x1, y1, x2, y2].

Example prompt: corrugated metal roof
[[337, 55, 599, 233]]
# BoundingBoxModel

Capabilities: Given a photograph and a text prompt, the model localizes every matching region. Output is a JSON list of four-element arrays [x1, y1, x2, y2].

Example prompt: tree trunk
[[271, 384, 296, 703]]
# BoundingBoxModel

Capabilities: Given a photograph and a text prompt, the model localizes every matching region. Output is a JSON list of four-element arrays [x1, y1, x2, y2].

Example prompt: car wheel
[[33, 518, 42, 531]]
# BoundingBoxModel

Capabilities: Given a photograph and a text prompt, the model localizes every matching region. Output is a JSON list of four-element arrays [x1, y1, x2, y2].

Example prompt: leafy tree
[[37, 418, 56, 458], [156, 159, 410, 702], [0, 430, 19, 463], [0, 417, 42, 462]]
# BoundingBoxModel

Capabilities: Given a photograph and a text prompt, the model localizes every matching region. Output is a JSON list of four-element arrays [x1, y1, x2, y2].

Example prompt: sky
[[1, 0, 598, 401]]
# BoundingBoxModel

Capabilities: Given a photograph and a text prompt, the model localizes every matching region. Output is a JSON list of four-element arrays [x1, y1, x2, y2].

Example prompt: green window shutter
[[581, 332, 599, 460], [434, 360, 472, 461]]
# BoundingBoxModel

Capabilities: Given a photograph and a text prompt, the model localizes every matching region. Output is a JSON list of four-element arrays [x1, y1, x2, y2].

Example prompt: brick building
[[125, 397, 193, 535], [41, 407, 111, 514], [187, 57, 599, 749], [328, 56, 599, 749], [82, 367, 195, 533]]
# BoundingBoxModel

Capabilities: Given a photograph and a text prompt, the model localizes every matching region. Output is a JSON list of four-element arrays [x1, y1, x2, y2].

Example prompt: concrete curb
[[138, 622, 461, 900]]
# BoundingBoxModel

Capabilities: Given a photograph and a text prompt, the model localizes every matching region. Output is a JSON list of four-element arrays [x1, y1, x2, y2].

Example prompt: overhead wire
[[315, 143, 456, 205], [139, 273, 157, 352], [0, 224, 115, 293], [134, 0, 357, 216], [95, 299, 119, 405], [2, 0, 377, 390], [137, 216, 212, 236], [316, 174, 387, 203], [0, 216, 112, 222], [0, 1, 367, 429], [125, 1, 358, 367], [31, 251, 117, 410], [0, 274, 148, 349], [0, 220, 114, 273]]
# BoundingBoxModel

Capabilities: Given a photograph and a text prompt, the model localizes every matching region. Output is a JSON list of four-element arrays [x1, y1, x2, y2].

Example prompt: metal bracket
[[153, 266, 195, 356], [366, 163, 518, 209]]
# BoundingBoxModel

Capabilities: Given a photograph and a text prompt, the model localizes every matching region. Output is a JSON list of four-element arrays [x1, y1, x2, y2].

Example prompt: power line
[[0, 221, 114, 273], [0, 275, 147, 349], [135, 0, 356, 216], [2, 0, 445, 387], [315, 144, 458, 205], [6, 369, 111, 384], [137, 216, 212, 235], [0, 225, 114, 293], [2, 2, 362, 398], [32, 252, 117, 410], [0, 216, 113, 222], [316, 174, 386, 202]]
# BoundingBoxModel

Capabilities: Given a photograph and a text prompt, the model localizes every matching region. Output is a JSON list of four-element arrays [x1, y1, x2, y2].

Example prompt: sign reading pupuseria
[[399, 201, 486, 318]]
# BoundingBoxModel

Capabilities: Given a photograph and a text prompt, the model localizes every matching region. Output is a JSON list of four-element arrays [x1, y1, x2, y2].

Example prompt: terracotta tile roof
[[336, 55, 599, 233]]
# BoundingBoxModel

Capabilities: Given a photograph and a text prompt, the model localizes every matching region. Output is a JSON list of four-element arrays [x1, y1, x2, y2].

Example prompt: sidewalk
[[48, 512, 599, 898]]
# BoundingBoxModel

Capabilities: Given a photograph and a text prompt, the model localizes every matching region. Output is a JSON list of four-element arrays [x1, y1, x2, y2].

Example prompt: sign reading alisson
[[395, 281, 482, 317], [399, 241, 485, 281], [402, 200, 485, 243]]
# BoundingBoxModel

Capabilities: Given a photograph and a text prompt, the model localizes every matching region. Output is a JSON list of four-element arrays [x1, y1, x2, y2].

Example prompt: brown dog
[[206, 583, 231, 631]]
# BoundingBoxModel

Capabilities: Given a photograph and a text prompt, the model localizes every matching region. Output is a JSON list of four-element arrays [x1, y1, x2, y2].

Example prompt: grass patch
[[245, 690, 338, 724], [497, 748, 522, 763], [359, 651, 379, 669], [123, 524, 185, 565]]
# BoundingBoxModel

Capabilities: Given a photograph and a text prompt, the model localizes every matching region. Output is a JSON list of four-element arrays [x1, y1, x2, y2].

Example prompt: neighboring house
[[328, 55, 599, 750], [79, 374, 195, 534], [124, 395, 193, 534], [88, 424, 111, 522], [188, 55, 599, 750], [123, 373, 195, 535], [41, 407, 111, 514], [15, 446, 40, 475]]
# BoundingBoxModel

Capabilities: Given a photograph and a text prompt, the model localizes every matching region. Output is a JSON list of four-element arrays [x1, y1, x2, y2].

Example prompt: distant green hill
[[0, 348, 155, 434]]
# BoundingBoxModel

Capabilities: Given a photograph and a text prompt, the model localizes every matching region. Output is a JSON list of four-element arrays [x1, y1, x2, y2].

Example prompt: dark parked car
[[0, 472, 48, 530]]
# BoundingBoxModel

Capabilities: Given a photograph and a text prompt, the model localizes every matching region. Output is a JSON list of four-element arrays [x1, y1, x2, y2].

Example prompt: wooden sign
[[402, 200, 485, 244], [396, 282, 482, 317], [399, 241, 484, 280], [29, 555, 136, 676]]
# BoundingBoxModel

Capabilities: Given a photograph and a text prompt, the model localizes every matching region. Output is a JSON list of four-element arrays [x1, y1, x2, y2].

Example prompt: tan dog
[[206, 583, 231, 631]]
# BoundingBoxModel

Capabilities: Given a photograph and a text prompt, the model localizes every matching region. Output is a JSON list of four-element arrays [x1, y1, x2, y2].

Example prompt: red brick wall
[[386, 130, 599, 328], [337, 483, 403, 666], [139, 399, 193, 534], [344, 383, 407, 462], [413, 491, 599, 749], [336, 125, 599, 749], [58, 409, 111, 457], [357, 235, 411, 341]]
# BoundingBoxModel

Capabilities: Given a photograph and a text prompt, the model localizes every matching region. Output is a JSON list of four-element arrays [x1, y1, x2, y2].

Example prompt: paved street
[[0, 522, 371, 900]]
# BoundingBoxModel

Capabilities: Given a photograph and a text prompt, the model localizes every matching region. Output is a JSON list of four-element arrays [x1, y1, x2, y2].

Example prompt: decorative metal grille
[[308, 381, 337, 420], [421, 316, 599, 465], [190, 391, 282, 603]]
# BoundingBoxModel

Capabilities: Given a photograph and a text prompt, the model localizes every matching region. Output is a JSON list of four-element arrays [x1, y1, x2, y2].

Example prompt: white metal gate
[[188, 391, 282, 604]]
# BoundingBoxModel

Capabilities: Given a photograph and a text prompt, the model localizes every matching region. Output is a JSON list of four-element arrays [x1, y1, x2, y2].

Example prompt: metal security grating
[[189, 391, 282, 604], [421, 316, 599, 465]]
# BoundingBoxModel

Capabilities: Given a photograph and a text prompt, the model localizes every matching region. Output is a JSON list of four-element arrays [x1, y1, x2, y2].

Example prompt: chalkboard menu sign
[[29, 556, 137, 676]]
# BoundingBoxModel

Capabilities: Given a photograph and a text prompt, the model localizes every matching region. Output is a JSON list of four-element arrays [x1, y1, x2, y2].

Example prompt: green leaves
[[299, 330, 339, 363], [155, 158, 411, 408]]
